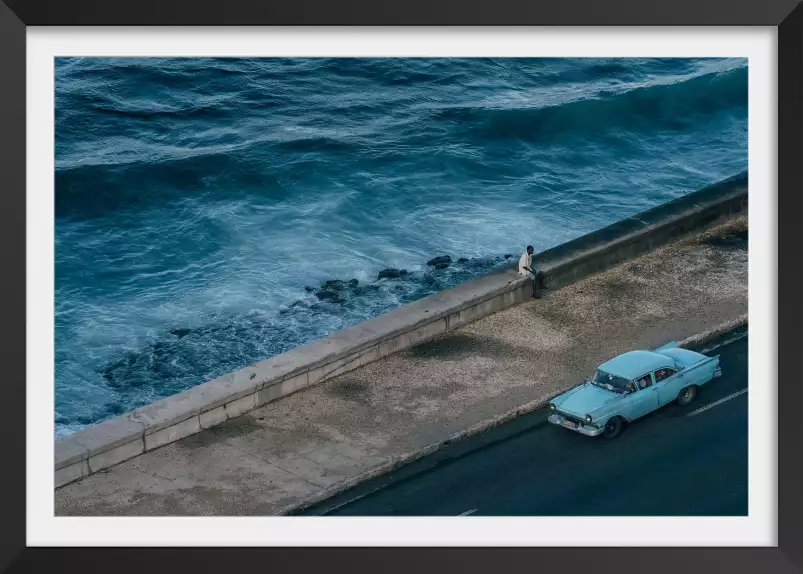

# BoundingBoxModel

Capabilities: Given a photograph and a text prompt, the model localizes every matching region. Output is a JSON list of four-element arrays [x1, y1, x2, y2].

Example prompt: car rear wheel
[[602, 416, 624, 440], [677, 385, 698, 406]]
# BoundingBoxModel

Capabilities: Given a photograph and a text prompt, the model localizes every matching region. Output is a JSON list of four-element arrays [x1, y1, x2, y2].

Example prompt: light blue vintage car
[[547, 342, 722, 439]]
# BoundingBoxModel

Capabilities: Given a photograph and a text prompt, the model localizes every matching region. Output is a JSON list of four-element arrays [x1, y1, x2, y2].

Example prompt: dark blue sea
[[55, 57, 748, 436]]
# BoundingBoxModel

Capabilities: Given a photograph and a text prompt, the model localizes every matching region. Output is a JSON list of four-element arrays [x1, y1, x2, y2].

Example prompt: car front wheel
[[602, 416, 624, 440], [677, 385, 698, 406]]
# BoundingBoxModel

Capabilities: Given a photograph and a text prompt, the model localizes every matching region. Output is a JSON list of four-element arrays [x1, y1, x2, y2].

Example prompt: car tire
[[677, 385, 698, 406], [602, 416, 624, 440]]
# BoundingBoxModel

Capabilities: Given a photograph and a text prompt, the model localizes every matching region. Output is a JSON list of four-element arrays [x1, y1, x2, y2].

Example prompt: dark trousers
[[529, 271, 542, 299]]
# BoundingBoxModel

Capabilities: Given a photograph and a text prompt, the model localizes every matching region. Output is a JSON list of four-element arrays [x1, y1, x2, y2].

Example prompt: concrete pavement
[[55, 216, 748, 516]]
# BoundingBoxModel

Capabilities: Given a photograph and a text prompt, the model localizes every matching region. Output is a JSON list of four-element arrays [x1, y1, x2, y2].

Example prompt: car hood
[[553, 383, 621, 416]]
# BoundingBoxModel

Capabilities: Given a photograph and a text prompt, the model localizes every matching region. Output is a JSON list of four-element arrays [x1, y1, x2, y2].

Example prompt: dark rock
[[377, 268, 409, 280], [315, 290, 344, 302], [304, 286, 315, 293], [170, 328, 192, 339], [321, 278, 358, 291], [504, 254, 514, 260], [102, 352, 141, 386], [457, 257, 469, 263], [315, 278, 359, 301], [434, 262, 450, 270], [427, 255, 452, 267]]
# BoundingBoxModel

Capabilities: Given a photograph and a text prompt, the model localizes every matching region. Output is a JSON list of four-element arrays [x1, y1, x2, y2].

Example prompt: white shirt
[[518, 251, 532, 275]]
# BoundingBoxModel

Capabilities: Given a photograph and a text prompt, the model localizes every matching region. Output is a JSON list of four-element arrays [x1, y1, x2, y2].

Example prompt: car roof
[[598, 350, 675, 380]]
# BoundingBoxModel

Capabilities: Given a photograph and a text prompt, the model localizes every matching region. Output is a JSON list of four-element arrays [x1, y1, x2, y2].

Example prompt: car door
[[624, 373, 659, 419], [654, 367, 683, 406]]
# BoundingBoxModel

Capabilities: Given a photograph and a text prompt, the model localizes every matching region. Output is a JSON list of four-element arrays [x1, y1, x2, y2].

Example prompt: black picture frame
[[0, 1, 800, 573]]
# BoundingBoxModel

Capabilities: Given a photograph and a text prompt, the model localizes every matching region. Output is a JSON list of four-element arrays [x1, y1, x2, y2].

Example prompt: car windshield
[[590, 370, 632, 394]]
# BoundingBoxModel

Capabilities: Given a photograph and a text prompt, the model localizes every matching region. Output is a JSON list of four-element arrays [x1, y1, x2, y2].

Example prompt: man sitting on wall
[[518, 245, 540, 298]]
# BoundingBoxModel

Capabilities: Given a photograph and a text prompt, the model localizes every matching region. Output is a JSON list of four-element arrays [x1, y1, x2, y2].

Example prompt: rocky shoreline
[[94, 251, 517, 418], [300, 253, 515, 306]]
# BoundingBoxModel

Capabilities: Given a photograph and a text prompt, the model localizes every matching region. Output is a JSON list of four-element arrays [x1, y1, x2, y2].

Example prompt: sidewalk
[[55, 215, 748, 516]]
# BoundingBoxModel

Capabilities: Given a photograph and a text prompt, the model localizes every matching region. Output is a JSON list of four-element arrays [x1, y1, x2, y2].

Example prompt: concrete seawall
[[535, 171, 748, 292], [54, 171, 748, 488]]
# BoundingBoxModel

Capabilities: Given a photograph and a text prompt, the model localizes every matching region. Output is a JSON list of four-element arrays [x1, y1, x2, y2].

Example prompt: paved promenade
[[55, 216, 748, 516]]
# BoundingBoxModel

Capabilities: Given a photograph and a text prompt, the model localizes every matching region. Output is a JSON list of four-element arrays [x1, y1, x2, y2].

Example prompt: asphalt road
[[299, 332, 748, 516]]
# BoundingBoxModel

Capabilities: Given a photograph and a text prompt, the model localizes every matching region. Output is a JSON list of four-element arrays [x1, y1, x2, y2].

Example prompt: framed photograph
[[0, 0, 800, 572]]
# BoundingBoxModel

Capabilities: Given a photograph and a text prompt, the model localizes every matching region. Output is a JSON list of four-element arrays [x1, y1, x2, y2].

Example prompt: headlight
[[585, 415, 593, 423], [549, 404, 556, 411]]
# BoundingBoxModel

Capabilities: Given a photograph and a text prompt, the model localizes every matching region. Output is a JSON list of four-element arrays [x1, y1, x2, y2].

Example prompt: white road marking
[[458, 508, 478, 516], [699, 332, 747, 354], [687, 388, 748, 417]]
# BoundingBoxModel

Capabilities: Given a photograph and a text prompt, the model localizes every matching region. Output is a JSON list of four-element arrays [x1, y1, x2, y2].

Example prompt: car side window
[[654, 368, 678, 383], [635, 374, 652, 390]]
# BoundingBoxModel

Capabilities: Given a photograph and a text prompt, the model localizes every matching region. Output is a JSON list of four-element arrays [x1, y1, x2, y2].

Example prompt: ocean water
[[55, 57, 748, 436]]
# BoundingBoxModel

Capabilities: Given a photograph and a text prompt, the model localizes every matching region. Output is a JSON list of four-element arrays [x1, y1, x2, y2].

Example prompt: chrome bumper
[[548, 413, 604, 437]]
